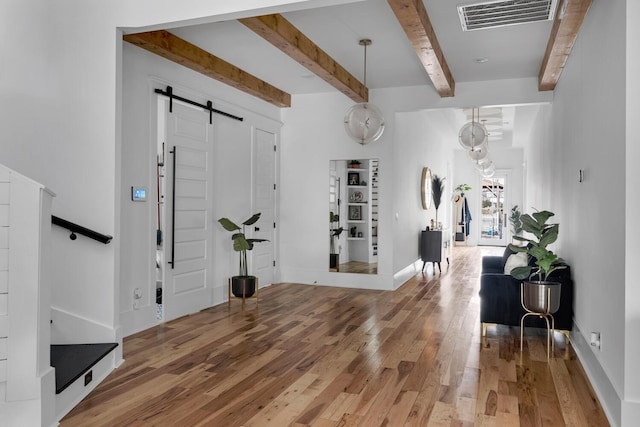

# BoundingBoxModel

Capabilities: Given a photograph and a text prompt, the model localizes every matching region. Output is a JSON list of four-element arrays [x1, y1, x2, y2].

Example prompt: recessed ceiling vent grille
[[458, 0, 558, 31]]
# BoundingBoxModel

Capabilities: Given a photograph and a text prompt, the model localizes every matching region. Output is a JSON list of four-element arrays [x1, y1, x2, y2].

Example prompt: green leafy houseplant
[[509, 205, 523, 237], [454, 183, 471, 196], [218, 213, 268, 278], [508, 210, 565, 282]]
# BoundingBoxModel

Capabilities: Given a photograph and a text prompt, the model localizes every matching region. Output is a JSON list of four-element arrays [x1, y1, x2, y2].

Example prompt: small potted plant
[[218, 213, 268, 298], [349, 160, 362, 169], [454, 183, 471, 197], [508, 209, 566, 314], [329, 211, 343, 270]]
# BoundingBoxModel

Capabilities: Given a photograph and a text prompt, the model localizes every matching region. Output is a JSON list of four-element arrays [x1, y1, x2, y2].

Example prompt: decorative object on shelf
[[349, 205, 362, 220], [218, 213, 268, 298], [329, 211, 343, 270], [431, 174, 445, 224], [508, 209, 566, 360], [353, 191, 364, 202], [349, 160, 361, 168], [421, 167, 432, 210], [348, 172, 360, 186], [344, 39, 385, 145], [350, 226, 357, 237]]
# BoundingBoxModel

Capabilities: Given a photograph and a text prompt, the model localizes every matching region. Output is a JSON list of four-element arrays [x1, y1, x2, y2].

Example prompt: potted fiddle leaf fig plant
[[218, 213, 268, 298], [330, 211, 343, 270], [508, 209, 566, 314]]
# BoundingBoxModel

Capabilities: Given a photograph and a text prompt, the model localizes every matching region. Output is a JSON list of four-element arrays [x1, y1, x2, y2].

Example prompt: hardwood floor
[[61, 247, 609, 426], [337, 261, 378, 274]]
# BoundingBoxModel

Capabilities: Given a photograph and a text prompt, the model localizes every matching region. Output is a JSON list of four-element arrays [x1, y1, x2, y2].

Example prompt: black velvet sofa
[[479, 247, 574, 339]]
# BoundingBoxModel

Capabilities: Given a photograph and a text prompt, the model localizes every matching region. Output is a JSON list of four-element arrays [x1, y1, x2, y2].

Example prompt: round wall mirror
[[421, 167, 432, 210]]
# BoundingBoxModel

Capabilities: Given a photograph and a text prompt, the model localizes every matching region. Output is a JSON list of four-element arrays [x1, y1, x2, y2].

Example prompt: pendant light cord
[[359, 39, 372, 87], [363, 42, 367, 86]]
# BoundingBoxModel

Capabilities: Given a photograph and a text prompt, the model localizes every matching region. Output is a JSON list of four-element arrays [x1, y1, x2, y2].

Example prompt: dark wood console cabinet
[[420, 229, 451, 273]]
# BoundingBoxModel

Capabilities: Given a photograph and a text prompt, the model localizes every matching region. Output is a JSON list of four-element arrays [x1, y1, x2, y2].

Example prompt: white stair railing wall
[[0, 164, 56, 427]]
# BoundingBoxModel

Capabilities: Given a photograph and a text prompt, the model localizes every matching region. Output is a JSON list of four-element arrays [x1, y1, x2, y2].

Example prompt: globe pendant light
[[468, 143, 489, 162], [477, 160, 496, 178], [458, 107, 488, 150], [344, 39, 385, 145]]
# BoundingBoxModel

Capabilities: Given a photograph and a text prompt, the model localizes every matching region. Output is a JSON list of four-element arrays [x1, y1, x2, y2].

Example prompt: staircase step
[[51, 343, 118, 394]]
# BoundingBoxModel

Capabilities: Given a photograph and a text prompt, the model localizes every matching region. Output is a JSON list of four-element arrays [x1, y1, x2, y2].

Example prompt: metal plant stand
[[519, 281, 561, 360], [228, 277, 259, 310]]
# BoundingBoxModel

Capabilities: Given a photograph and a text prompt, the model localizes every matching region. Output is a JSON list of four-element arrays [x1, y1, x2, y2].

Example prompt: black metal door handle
[[254, 227, 260, 231], [169, 146, 176, 269]]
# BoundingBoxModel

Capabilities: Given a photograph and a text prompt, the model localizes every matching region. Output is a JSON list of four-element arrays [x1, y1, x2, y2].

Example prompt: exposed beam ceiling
[[538, 0, 592, 91], [239, 14, 368, 103], [123, 30, 291, 108], [386, 0, 455, 97]]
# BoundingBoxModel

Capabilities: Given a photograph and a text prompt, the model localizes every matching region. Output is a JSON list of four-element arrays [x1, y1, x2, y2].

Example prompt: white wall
[[528, 0, 632, 425], [624, 0, 640, 423], [392, 110, 454, 274], [280, 92, 395, 289], [0, 0, 356, 403]]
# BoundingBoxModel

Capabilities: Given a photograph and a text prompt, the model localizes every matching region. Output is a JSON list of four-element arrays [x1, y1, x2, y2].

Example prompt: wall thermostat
[[131, 186, 147, 202]]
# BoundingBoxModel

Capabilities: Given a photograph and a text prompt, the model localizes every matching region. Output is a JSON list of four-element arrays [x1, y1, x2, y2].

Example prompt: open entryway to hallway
[[478, 172, 510, 246]]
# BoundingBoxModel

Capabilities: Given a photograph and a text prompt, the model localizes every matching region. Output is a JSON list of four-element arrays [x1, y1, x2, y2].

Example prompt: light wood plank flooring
[[61, 246, 609, 426]]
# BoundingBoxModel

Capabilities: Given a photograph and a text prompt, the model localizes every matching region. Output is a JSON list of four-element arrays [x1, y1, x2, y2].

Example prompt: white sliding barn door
[[163, 101, 213, 321]]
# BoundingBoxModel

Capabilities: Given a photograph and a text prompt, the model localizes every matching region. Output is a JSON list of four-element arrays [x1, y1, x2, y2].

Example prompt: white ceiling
[[171, 0, 553, 94], [166, 0, 554, 145]]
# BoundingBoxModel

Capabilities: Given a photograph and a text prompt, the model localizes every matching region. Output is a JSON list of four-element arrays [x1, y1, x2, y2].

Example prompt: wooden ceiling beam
[[538, 0, 592, 91], [123, 30, 291, 108], [239, 14, 368, 103], [387, 0, 455, 97]]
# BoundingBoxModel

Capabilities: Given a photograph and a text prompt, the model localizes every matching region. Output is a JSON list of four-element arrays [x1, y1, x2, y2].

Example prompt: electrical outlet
[[134, 288, 142, 299]]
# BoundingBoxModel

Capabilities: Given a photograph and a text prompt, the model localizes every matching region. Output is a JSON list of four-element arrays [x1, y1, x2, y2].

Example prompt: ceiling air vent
[[458, 0, 558, 31]]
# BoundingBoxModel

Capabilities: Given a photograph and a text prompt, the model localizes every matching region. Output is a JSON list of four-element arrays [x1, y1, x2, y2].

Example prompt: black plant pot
[[231, 276, 257, 298]]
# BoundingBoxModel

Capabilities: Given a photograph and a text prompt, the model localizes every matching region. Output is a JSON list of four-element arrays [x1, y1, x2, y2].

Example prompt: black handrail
[[51, 216, 113, 244]]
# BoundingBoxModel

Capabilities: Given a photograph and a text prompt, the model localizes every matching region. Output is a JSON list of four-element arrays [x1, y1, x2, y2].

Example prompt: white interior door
[[163, 101, 213, 321], [252, 129, 276, 286]]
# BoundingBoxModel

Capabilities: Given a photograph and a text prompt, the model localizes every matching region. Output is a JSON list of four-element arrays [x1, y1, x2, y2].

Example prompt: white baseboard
[[571, 323, 620, 427]]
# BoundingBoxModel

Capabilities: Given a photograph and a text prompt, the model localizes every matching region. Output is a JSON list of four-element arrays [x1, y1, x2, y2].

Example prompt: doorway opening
[[479, 174, 507, 246]]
